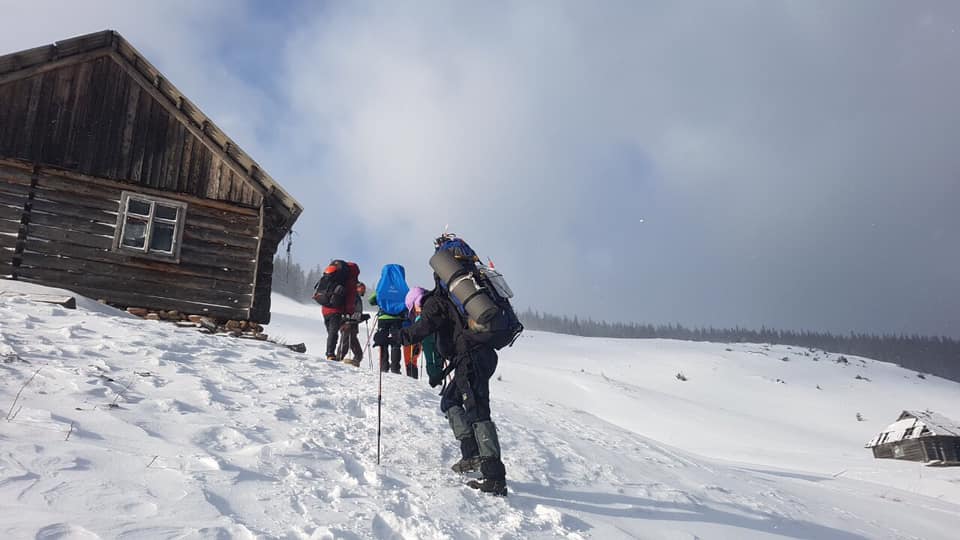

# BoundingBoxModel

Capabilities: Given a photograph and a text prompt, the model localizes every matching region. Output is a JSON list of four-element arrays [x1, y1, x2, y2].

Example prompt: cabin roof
[[0, 30, 302, 223], [865, 410, 960, 447], [897, 410, 960, 437]]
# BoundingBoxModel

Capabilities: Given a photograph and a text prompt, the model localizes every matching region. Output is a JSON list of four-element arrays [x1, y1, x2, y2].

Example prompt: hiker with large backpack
[[369, 264, 409, 374], [313, 259, 360, 360], [400, 234, 523, 497]]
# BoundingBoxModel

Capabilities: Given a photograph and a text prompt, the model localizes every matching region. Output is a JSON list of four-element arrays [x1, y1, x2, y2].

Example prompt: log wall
[[872, 436, 960, 464], [0, 164, 29, 273], [2, 160, 260, 320]]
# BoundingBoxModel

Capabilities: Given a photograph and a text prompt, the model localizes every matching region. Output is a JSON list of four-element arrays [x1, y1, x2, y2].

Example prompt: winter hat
[[405, 286, 426, 311]]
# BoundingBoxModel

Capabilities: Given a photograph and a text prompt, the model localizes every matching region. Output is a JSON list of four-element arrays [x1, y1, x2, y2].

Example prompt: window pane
[[127, 198, 151, 216], [155, 204, 179, 220], [150, 222, 175, 253], [121, 218, 147, 249]]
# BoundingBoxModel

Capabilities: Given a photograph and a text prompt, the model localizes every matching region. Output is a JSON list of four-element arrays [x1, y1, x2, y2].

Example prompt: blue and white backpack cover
[[376, 264, 409, 316]]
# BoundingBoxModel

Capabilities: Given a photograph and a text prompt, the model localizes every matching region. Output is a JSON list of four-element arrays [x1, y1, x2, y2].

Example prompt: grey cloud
[[2, 1, 958, 336]]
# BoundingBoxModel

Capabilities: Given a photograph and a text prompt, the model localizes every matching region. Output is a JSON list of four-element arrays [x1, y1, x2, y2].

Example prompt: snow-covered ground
[[2, 282, 959, 539]]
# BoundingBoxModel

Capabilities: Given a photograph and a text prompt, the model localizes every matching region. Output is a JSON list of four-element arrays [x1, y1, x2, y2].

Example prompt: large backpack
[[313, 259, 349, 307], [375, 264, 409, 316], [432, 236, 523, 350]]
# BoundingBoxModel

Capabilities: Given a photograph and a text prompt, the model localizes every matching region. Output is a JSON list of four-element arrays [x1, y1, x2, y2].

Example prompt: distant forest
[[520, 309, 960, 383], [272, 256, 325, 302], [272, 257, 960, 383]]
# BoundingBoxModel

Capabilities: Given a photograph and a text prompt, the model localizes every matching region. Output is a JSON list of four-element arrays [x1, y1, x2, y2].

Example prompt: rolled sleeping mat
[[429, 249, 500, 324]]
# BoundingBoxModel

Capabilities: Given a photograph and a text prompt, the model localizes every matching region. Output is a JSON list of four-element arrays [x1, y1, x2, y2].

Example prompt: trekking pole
[[377, 355, 383, 465], [363, 317, 379, 371]]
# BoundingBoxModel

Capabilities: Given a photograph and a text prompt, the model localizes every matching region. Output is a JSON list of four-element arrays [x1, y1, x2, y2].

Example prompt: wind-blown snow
[[1, 284, 958, 539]]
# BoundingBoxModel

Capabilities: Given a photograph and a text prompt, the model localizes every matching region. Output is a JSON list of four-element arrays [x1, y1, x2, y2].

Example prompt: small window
[[903, 427, 915, 438], [114, 192, 187, 262]]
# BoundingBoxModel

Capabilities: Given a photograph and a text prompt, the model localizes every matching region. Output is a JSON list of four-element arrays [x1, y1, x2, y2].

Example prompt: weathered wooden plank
[[207, 157, 222, 202], [28, 211, 115, 236], [196, 144, 212, 197], [29, 198, 116, 224], [178, 244, 256, 273], [0, 231, 19, 247], [160, 112, 179, 191], [26, 222, 113, 250], [0, 250, 14, 269], [118, 82, 140, 177], [0, 219, 21, 235], [95, 61, 126, 178], [78, 57, 111, 174], [33, 183, 119, 213], [151, 106, 173, 189], [0, 204, 24, 222], [16, 274, 249, 320], [0, 190, 28, 208], [169, 123, 187, 192], [145, 92, 167, 189], [50, 63, 79, 165], [18, 250, 253, 291], [182, 224, 258, 250], [3, 79, 32, 156], [61, 60, 93, 169], [16, 76, 44, 158], [0, 165, 36, 187], [30, 70, 60, 162], [128, 79, 152, 184], [179, 235, 257, 262], [21, 238, 254, 283], [177, 128, 195, 193], [17, 265, 253, 308]]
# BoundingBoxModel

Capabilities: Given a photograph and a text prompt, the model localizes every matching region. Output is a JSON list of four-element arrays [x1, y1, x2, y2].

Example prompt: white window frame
[[113, 191, 187, 263]]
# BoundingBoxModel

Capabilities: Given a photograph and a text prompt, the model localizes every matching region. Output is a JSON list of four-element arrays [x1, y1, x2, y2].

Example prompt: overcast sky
[[2, 1, 959, 337]]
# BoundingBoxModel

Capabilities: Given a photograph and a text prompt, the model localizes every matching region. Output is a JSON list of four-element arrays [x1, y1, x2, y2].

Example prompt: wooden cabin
[[865, 410, 960, 465], [0, 30, 302, 323]]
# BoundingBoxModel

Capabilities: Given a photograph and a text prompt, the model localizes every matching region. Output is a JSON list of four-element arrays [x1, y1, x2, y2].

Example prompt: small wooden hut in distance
[[0, 30, 302, 323], [865, 410, 960, 465]]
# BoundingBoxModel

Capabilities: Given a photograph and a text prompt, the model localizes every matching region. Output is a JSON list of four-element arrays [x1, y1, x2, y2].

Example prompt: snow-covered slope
[[1, 284, 958, 539]]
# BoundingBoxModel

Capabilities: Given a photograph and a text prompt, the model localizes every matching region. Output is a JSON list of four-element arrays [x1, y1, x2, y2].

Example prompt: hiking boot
[[326, 355, 338, 361], [467, 478, 508, 496], [451, 456, 482, 474]]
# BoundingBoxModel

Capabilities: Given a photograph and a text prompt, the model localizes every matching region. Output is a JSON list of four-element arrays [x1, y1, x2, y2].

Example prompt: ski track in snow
[[0, 288, 959, 539]]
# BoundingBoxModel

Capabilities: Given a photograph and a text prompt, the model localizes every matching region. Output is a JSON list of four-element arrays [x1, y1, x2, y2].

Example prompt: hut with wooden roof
[[865, 410, 960, 465], [0, 30, 301, 323]]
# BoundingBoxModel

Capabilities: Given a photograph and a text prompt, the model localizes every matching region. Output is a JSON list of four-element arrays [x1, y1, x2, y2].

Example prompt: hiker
[[399, 236, 520, 497], [314, 260, 360, 361], [337, 281, 370, 366], [370, 264, 409, 374], [402, 287, 428, 379]]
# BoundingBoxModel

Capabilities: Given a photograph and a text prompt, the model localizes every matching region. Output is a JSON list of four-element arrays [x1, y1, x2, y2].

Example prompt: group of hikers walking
[[311, 233, 523, 496]]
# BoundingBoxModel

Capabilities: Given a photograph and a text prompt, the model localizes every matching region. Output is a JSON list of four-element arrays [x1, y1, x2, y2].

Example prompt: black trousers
[[374, 318, 403, 372], [440, 348, 498, 424], [323, 313, 343, 357], [338, 321, 364, 361]]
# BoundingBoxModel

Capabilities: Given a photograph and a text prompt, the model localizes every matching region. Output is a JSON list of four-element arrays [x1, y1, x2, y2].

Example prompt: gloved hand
[[428, 372, 443, 387], [360, 313, 371, 322]]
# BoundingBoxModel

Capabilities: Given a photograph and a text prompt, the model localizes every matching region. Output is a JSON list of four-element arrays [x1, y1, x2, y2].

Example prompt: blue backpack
[[375, 264, 409, 316]]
